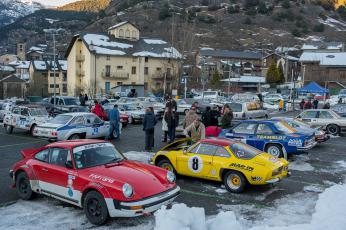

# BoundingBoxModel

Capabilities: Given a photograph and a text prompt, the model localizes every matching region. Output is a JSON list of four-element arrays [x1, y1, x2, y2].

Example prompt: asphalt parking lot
[[0, 115, 346, 228]]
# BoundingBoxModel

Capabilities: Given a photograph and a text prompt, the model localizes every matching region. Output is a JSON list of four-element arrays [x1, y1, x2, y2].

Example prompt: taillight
[[51, 131, 57, 136]]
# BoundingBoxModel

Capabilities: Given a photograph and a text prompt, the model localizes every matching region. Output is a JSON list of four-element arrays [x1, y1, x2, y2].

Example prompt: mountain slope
[[0, 0, 41, 27], [57, 0, 111, 12]]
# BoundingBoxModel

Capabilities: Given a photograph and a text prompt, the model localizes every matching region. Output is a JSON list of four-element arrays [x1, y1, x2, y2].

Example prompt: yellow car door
[[209, 146, 232, 181], [176, 143, 217, 179]]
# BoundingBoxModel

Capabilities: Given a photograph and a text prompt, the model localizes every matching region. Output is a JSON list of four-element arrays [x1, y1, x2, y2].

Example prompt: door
[[18, 108, 30, 130], [298, 110, 319, 126], [105, 82, 110, 94], [255, 123, 276, 150], [316, 110, 334, 126], [85, 114, 106, 138], [30, 148, 51, 191], [6, 107, 20, 126], [176, 143, 217, 178], [210, 146, 231, 180], [231, 122, 258, 147], [68, 115, 87, 136]]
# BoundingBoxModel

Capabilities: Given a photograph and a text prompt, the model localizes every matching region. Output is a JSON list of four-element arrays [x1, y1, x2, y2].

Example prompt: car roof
[[58, 112, 93, 116], [238, 120, 274, 124], [200, 138, 236, 147], [46, 139, 107, 148]]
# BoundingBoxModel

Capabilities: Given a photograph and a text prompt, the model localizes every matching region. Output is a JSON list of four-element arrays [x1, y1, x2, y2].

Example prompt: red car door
[[30, 148, 51, 190]]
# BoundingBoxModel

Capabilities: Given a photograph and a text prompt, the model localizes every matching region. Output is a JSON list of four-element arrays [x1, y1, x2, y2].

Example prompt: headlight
[[167, 171, 176, 183], [122, 183, 133, 198]]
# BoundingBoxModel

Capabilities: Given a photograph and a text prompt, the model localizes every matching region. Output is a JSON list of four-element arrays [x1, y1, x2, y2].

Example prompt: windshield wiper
[[104, 158, 124, 166]]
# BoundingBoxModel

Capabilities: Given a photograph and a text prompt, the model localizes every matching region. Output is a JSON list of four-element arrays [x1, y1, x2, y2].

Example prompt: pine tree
[[266, 62, 280, 86], [211, 70, 221, 89], [278, 64, 285, 84]]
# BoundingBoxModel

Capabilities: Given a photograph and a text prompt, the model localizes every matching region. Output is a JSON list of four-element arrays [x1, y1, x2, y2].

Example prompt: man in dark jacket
[[106, 104, 120, 140], [79, 94, 85, 106], [202, 106, 213, 127], [143, 107, 157, 151], [221, 104, 233, 129], [313, 99, 319, 109]]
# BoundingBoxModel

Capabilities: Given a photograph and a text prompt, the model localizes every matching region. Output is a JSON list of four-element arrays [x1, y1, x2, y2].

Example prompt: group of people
[[299, 98, 330, 110]]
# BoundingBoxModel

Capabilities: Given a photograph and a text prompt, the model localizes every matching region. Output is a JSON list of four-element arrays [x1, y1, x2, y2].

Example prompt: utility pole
[[53, 33, 56, 108], [228, 62, 231, 97]]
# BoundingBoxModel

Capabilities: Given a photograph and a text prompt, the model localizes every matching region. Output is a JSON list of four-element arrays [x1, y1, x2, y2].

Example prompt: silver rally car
[[33, 112, 110, 141], [3, 104, 49, 135]]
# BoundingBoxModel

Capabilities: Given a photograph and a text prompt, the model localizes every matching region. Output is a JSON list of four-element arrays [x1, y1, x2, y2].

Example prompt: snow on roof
[[16, 61, 30, 69], [200, 49, 262, 59], [108, 21, 129, 30], [92, 47, 126, 56], [200, 47, 215, 51], [220, 75, 265, 83], [286, 55, 299, 61], [33, 61, 47, 71], [301, 42, 343, 50], [58, 60, 67, 71], [143, 39, 167, 45], [0, 65, 15, 72], [318, 17, 346, 32], [84, 34, 133, 49], [299, 52, 346, 66]]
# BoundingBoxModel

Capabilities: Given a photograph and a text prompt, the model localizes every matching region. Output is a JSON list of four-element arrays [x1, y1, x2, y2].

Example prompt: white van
[[227, 102, 268, 119]]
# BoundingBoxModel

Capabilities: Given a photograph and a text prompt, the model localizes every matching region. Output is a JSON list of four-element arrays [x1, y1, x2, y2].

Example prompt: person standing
[[300, 99, 305, 110], [79, 94, 86, 106], [92, 100, 107, 120], [183, 107, 199, 129], [202, 106, 213, 127], [184, 118, 206, 142], [220, 104, 233, 129], [143, 107, 157, 151], [84, 94, 89, 102], [278, 99, 284, 111], [210, 106, 220, 126], [304, 99, 313, 110], [106, 104, 120, 140], [162, 108, 169, 142], [313, 98, 319, 109]]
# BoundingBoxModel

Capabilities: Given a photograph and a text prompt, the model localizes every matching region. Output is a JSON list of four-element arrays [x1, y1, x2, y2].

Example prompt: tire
[[157, 159, 176, 174], [264, 114, 269, 119], [16, 172, 35, 200], [68, 134, 81, 140], [84, 191, 109, 226], [265, 144, 283, 158], [128, 116, 134, 124], [184, 109, 189, 115], [326, 124, 340, 136], [223, 171, 246, 193], [5, 125, 13, 134], [30, 124, 36, 136]]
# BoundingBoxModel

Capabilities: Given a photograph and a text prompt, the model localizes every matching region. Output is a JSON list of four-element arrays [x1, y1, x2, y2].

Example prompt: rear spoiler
[[20, 147, 44, 158]]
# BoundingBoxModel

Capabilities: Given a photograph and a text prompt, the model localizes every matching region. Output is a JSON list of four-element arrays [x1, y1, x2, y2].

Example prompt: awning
[[296, 82, 329, 94]]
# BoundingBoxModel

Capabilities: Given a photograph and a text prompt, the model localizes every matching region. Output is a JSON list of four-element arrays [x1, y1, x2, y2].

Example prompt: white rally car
[[3, 105, 49, 135], [33, 112, 113, 141]]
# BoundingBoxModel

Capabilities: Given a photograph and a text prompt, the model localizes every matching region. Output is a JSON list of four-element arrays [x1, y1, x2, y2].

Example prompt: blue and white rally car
[[33, 112, 112, 141], [219, 120, 316, 158]]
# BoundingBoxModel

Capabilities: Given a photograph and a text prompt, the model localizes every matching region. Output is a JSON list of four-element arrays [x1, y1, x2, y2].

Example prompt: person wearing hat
[[184, 118, 205, 142]]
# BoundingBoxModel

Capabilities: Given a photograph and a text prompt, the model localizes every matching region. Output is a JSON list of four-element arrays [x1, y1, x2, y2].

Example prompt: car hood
[[80, 160, 171, 199]]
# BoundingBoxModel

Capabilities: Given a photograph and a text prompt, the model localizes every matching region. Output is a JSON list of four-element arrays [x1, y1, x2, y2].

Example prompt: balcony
[[102, 72, 129, 80], [76, 70, 85, 77], [76, 54, 85, 62], [151, 73, 172, 81]]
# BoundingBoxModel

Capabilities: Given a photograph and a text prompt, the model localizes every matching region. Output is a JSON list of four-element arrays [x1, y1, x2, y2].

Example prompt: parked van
[[227, 101, 268, 119]]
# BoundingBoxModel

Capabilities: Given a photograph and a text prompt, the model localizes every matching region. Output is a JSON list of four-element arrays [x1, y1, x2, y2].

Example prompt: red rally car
[[10, 140, 180, 225]]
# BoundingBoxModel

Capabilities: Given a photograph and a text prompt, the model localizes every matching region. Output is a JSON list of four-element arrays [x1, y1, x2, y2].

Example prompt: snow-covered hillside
[[0, 0, 41, 27]]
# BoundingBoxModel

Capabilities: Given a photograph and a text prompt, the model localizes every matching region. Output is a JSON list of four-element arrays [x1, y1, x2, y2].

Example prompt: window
[[21, 108, 29, 116], [144, 67, 149, 75], [318, 111, 333, 119], [145, 57, 149, 62], [62, 84, 67, 93], [117, 82, 123, 85], [85, 114, 102, 124], [50, 84, 59, 88], [63, 73, 67, 81], [105, 82, 110, 94], [106, 55, 110, 60], [230, 143, 261, 160], [215, 147, 230, 158], [256, 124, 273, 135], [299, 111, 318, 119], [190, 143, 217, 156], [156, 67, 162, 71], [49, 148, 70, 167], [50, 73, 59, 77], [117, 66, 123, 70], [12, 107, 20, 115], [233, 123, 257, 135], [125, 29, 130, 38], [35, 149, 49, 162], [69, 116, 85, 125], [119, 29, 124, 38], [131, 66, 136, 74], [105, 65, 111, 77], [58, 99, 64, 105]]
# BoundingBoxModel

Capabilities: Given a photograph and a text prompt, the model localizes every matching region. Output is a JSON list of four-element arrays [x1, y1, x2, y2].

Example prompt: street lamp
[[44, 28, 66, 108]]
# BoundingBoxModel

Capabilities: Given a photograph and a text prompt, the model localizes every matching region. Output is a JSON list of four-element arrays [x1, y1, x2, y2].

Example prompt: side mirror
[[65, 160, 74, 169], [183, 149, 187, 155]]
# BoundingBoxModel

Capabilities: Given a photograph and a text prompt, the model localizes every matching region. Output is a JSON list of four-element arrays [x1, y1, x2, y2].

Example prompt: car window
[[85, 114, 103, 124], [58, 99, 64, 105], [228, 103, 242, 112], [318, 111, 333, 119], [49, 148, 70, 167], [256, 124, 273, 135], [233, 123, 257, 135], [35, 149, 49, 162], [21, 108, 29, 116], [70, 116, 85, 125], [195, 143, 218, 156], [299, 111, 318, 119], [215, 147, 230, 158], [12, 107, 20, 115], [230, 143, 261, 160]]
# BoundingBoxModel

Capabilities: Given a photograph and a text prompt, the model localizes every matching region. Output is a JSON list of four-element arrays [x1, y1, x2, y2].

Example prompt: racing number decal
[[92, 127, 99, 135], [188, 155, 203, 173]]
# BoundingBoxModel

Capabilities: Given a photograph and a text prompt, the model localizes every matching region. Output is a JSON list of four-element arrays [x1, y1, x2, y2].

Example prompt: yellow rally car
[[151, 138, 289, 193]]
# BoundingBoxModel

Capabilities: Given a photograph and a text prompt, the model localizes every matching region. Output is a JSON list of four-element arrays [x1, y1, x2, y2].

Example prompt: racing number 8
[[192, 158, 199, 170], [188, 155, 203, 173]]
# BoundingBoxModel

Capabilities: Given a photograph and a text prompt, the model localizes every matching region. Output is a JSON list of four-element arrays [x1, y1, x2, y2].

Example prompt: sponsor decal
[[89, 174, 115, 184], [251, 176, 262, 181], [188, 155, 203, 173], [256, 135, 285, 140], [229, 163, 254, 172], [288, 139, 302, 147], [67, 174, 75, 197], [73, 143, 113, 153], [269, 157, 279, 163]]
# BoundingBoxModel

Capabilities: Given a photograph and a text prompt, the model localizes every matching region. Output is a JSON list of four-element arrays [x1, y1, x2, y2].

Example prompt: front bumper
[[316, 135, 330, 143], [106, 186, 180, 217], [297, 141, 317, 152]]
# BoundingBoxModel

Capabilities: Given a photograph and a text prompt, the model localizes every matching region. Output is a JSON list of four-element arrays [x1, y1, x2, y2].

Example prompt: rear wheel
[[84, 191, 109, 225], [5, 125, 13, 134], [265, 144, 283, 158], [128, 116, 134, 124], [157, 159, 176, 174], [68, 134, 81, 140], [326, 124, 340, 136], [30, 124, 36, 136], [223, 171, 246, 193], [16, 172, 35, 200]]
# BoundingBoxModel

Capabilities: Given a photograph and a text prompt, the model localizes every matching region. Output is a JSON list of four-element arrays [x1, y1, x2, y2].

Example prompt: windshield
[[29, 108, 48, 116], [228, 103, 242, 112], [73, 143, 124, 169], [274, 121, 296, 134], [123, 104, 137, 111], [50, 115, 72, 124], [64, 98, 78, 105], [230, 143, 261, 160]]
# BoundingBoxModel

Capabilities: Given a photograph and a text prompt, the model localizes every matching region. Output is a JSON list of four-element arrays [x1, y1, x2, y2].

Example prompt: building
[[65, 21, 182, 97], [0, 74, 26, 99], [17, 43, 27, 61], [27, 61, 49, 97], [0, 65, 16, 79], [299, 52, 346, 94], [0, 54, 18, 65], [47, 60, 68, 96], [220, 75, 265, 92], [8, 60, 31, 80], [26, 46, 45, 61], [301, 42, 344, 53]]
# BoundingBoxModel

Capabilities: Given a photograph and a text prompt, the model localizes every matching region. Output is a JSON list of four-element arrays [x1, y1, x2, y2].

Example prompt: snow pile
[[155, 183, 346, 230]]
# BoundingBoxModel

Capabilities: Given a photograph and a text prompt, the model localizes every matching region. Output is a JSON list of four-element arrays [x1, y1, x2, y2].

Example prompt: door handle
[[42, 168, 48, 172]]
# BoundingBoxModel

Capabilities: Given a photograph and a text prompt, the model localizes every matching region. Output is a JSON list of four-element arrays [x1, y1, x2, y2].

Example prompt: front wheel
[[326, 124, 340, 136], [128, 116, 134, 124], [68, 134, 81, 140], [265, 144, 283, 158], [5, 124, 13, 134], [16, 172, 35, 200], [223, 171, 246, 193], [84, 191, 109, 225], [157, 159, 176, 174]]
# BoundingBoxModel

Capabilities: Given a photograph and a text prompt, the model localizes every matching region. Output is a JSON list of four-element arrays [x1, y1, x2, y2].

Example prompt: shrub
[[313, 23, 325, 32], [291, 28, 302, 37], [281, 0, 291, 9], [245, 7, 257, 15], [228, 5, 240, 13], [158, 8, 171, 20], [257, 1, 269, 14], [244, 17, 252, 24]]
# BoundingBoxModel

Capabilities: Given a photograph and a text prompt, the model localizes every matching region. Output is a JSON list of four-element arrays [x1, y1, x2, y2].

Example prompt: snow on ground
[[143, 39, 167, 45], [123, 151, 154, 163], [155, 183, 346, 230], [318, 17, 346, 31], [289, 155, 314, 172]]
